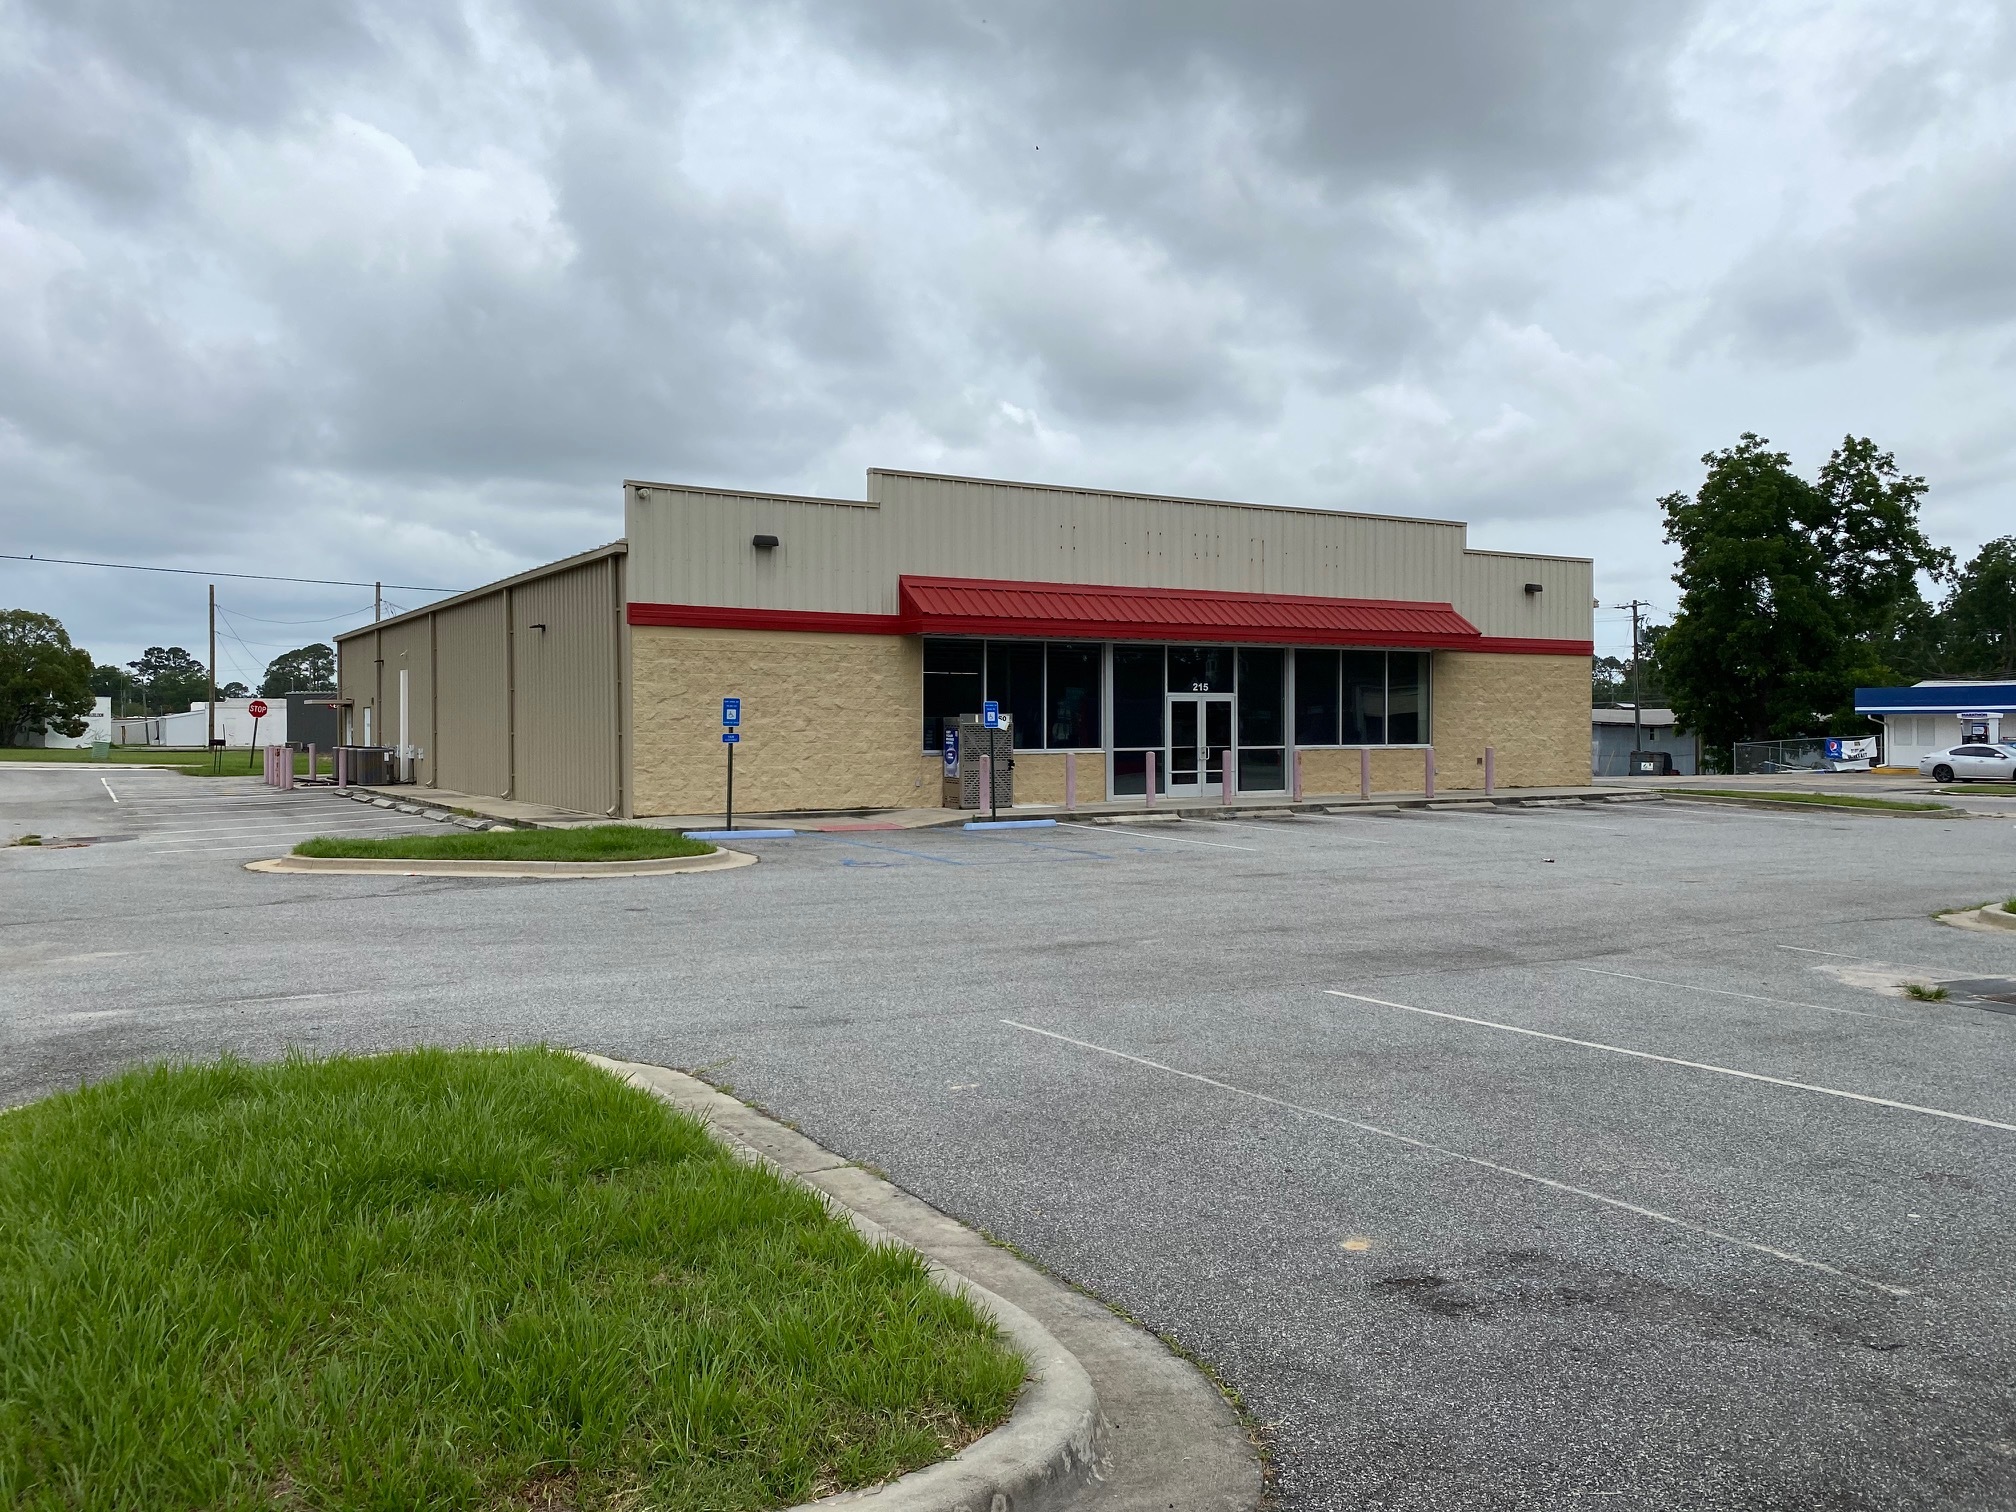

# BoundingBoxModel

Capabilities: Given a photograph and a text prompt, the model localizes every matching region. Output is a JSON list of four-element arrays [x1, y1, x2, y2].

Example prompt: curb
[[243, 848, 755, 879], [576, 1055, 1109, 1512], [1661, 793, 1963, 819], [1940, 904, 2016, 934]]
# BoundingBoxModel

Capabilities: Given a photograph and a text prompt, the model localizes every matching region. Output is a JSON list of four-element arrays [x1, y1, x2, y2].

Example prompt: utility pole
[[207, 583, 217, 756], [1611, 599, 1651, 764]]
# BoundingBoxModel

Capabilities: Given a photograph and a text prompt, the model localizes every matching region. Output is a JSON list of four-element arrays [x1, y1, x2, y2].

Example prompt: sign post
[[247, 699, 268, 772], [982, 701, 1001, 821], [722, 697, 741, 830]]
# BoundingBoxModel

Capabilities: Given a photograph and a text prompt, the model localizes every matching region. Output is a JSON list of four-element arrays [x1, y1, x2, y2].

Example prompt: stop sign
[[247, 699, 269, 719]]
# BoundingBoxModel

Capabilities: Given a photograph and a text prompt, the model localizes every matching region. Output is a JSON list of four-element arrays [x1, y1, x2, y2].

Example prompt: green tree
[[259, 643, 335, 697], [1811, 436, 1952, 639], [1658, 436, 1842, 756], [1659, 433, 1949, 760], [127, 646, 209, 714], [1938, 537, 2016, 677], [0, 610, 96, 744]]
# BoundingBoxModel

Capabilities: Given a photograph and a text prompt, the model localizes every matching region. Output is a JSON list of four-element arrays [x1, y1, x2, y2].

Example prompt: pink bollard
[[1360, 747, 1371, 801], [1293, 750, 1304, 803], [977, 753, 992, 813], [1145, 751, 1157, 807], [1484, 745, 1495, 795], [1064, 751, 1077, 810], [1424, 746, 1436, 798], [1221, 752, 1233, 805]]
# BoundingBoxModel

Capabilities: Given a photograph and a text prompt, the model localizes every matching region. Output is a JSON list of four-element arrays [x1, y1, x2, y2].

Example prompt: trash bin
[[1629, 751, 1674, 776], [90, 740, 111, 760]]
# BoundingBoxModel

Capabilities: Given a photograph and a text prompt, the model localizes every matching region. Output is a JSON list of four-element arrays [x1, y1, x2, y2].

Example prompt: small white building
[[26, 695, 112, 748], [1854, 680, 2016, 768], [150, 700, 290, 748]]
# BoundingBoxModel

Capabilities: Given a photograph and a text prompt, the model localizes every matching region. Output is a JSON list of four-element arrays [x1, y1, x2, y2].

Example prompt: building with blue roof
[[1854, 681, 2016, 767]]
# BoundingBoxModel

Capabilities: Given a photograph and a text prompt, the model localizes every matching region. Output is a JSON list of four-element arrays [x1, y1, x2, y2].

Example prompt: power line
[[0, 552, 460, 593], [215, 604, 377, 626]]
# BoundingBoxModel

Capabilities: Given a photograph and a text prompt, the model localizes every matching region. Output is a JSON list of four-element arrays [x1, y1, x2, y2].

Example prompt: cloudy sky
[[3, 0, 2013, 678]]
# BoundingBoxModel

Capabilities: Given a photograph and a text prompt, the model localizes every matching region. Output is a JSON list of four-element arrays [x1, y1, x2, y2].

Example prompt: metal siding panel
[[511, 558, 619, 814], [623, 472, 1589, 648], [433, 594, 511, 797], [375, 618, 435, 784]]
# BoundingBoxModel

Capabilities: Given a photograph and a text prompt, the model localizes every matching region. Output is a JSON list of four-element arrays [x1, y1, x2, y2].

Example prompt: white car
[[1918, 743, 2016, 782]]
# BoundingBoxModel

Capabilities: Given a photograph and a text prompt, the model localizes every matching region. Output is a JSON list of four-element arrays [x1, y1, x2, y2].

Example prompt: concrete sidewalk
[[351, 782, 1643, 832]]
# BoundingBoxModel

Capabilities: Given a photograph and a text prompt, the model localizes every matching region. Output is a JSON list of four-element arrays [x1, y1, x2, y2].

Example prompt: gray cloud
[[0, 0, 2013, 672]]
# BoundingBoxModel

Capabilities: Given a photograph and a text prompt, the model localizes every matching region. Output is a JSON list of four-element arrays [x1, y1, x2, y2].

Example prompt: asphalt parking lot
[[5, 769, 2016, 1510]]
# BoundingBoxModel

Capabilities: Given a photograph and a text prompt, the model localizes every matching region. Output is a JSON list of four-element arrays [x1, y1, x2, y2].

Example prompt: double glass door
[[1166, 695, 1233, 796]]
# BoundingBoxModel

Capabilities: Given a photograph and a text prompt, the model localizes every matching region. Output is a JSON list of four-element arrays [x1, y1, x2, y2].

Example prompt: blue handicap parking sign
[[983, 700, 1000, 729], [722, 697, 741, 727]]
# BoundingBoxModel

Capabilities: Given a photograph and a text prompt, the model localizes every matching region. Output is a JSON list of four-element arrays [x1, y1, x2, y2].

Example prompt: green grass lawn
[[294, 825, 716, 862], [0, 747, 331, 778], [1938, 782, 2016, 795], [0, 1049, 1024, 1511], [1661, 788, 1952, 812]]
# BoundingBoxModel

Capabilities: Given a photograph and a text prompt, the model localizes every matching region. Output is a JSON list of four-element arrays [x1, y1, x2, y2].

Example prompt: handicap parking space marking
[[1002, 1017, 1912, 1298], [822, 836, 970, 866], [1321, 988, 2015, 1132]]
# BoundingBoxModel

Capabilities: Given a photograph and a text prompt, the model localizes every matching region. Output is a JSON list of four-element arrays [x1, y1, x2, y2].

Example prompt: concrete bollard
[[1360, 747, 1371, 801], [1424, 746, 1436, 798], [1484, 746, 1495, 795], [1145, 751, 1157, 807], [1221, 752, 1234, 805], [1065, 751, 1077, 810], [1293, 749, 1304, 802], [977, 753, 992, 814]]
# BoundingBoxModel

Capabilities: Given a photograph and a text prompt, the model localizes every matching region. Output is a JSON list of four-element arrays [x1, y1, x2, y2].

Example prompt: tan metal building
[[335, 468, 1594, 816]]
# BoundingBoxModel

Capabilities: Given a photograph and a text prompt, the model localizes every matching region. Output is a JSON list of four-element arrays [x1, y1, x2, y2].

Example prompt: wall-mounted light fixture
[[752, 534, 780, 550], [1523, 582, 1544, 595]]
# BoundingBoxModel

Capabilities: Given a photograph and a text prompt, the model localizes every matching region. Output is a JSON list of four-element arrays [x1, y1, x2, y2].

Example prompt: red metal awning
[[897, 576, 1484, 647]]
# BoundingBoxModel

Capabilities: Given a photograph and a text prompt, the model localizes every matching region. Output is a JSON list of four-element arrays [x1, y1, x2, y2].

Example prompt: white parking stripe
[[100, 778, 118, 803], [134, 818, 429, 841], [1208, 819, 1388, 844], [1054, 821, 1260, 851], [1570, 965, 1907, 1023], [1323, 989, 2014, 1132], [1003, 1017, 1911, 1298], [138, 838, 425, 857]]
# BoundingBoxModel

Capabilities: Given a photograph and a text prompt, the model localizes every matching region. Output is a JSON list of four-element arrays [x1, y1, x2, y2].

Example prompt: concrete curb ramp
[[243, 848, 755, 879], [1940, 903, 2016, 934], [577, 1053, 1260, 1512]]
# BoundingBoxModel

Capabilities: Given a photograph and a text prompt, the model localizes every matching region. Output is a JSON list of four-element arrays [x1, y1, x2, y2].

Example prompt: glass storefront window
[[986, 641, 1046, 749], [1342, 650, 1387, 745], [1167, 645, 1234, 693], [923, 638, 982, 752], [1388, 651, 1426, 744], [1238, 748, 1285, 791], [1113, 645, 1164, 749], [1046, 643, 1102, 749], [1294, 649, 1340, 745], [923, 637, 1107, 751], [1236, 648, 1284, 746]]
